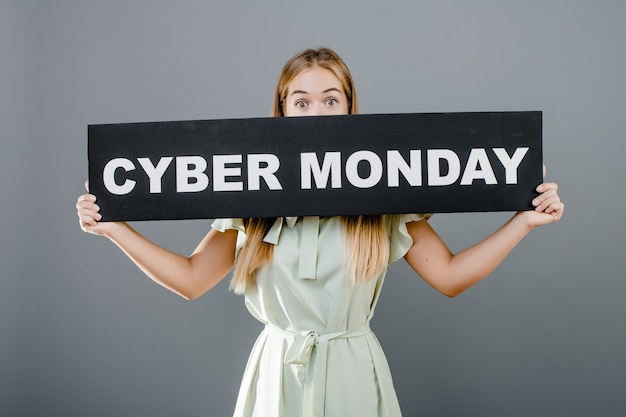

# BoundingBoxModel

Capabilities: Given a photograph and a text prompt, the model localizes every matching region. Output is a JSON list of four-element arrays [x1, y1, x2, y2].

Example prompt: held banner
[[88, 111, 542, 221]]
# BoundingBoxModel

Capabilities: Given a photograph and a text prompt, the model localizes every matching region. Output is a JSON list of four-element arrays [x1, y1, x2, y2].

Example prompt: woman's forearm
[[406, 179, 562, 297], [405, 212, 535, 297], [105, 222, 236, 300], [442, 212, 534, 296]]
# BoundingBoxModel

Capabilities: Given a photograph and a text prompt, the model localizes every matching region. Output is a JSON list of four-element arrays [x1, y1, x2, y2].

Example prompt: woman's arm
[[404, 181, 564, 297], [76, 189, 237, 300]]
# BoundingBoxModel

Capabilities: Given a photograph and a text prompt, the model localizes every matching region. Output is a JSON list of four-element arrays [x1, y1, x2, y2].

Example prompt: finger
[[79, 212, 101, 230], [77, 193, 95, 201], [536, 196, 562, 213], [543, 164, 547, 178], [79, 214, 97, 229], [81, 218, 96, 229], [76, 198, 99, 211], [533, 190, 561, 211], [542, 203, 564, 223], [77, 193, 97, 204], [545, 201, 565, 216], [538, 197, 558, 212], [532, 190, 556, 206], [76, 202, 101, 216], [536, 182, 558, 193], [77, 207, 102, 222], [85, 180, 90, 192]]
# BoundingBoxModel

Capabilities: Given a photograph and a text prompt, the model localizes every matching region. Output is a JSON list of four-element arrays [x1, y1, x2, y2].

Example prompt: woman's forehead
[[287, 66, 345, 95]]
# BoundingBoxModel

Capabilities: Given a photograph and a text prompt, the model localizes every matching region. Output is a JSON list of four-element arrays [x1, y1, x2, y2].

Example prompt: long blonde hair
[[231, 48, 388, 294]]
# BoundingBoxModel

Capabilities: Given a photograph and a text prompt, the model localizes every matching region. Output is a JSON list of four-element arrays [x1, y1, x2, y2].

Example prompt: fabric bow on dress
[[263, 216, 320, 280]]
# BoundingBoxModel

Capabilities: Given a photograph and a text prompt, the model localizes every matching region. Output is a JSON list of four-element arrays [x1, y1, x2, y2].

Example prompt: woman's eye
[[296, 101, 308, 109], [325, 98, 338, 106]]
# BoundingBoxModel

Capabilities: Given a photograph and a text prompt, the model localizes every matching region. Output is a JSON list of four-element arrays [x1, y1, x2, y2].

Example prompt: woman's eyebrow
[[289, 87, 342, 96]]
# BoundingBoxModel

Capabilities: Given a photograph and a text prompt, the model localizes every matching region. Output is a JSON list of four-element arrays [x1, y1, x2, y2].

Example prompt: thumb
[[85, 179, 89, 192]]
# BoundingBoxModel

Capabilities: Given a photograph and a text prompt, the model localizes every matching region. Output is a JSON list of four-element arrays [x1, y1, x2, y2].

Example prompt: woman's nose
[[310, 103, 323, 116]]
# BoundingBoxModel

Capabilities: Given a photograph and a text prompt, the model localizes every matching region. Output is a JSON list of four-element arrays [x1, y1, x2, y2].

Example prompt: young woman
[[76, 48, 564, 417]]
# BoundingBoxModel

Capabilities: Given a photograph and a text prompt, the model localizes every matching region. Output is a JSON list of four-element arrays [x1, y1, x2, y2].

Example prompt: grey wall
[[2, 1, 625, 416]]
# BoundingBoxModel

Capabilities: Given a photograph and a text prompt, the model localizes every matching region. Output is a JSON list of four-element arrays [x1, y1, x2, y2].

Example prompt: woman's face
[[284, 66, 349, 117]]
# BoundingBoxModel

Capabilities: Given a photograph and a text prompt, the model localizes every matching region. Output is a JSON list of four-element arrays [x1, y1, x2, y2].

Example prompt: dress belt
[[264, 324, 372, 417]]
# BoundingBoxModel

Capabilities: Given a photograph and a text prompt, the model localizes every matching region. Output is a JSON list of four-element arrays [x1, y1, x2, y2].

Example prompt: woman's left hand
[[522, 180, 564, 227]]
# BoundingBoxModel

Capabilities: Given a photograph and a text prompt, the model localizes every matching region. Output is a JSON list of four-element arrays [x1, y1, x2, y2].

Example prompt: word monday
[[88, 112, 542, 220], [102, 148, 529, 195]]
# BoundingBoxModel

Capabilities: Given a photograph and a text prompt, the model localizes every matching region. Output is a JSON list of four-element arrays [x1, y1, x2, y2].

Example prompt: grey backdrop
[[2, 1, 625, 416]]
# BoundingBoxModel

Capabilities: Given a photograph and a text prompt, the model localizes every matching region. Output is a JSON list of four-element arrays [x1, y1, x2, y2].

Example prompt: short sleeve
[[211, 218, 245, 234], [211, 218, 246, 260], [388, 213, 432, 264]]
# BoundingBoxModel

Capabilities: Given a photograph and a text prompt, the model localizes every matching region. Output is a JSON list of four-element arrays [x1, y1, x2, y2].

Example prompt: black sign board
[[88, 111, 542, 221]]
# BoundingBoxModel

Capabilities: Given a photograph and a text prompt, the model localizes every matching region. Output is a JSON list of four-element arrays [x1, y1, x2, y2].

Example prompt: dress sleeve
[[211, 218, 246, 261], [388, 213, 433, 264], [211, 218, 245, 234]]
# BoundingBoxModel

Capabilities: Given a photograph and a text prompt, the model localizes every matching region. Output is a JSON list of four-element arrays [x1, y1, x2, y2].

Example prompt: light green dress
[[212, 214, 429, 417]]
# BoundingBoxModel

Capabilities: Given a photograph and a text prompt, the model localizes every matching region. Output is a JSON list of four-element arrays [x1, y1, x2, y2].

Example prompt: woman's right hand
[[76, 181, 120, 236]]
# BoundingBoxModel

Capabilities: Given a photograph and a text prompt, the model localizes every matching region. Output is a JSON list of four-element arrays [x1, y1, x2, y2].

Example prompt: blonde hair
[[231, 48, 388, 294]]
